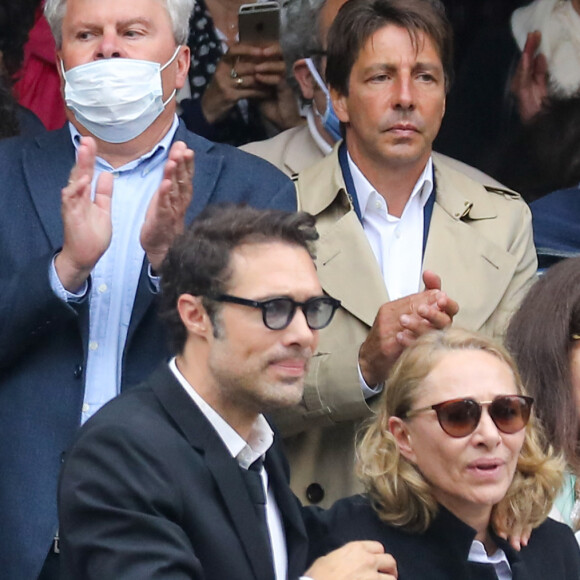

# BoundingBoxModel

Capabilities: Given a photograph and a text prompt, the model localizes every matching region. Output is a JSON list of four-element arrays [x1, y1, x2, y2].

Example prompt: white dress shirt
[[169, 358, 289, 580], [468, 540, 512, 580], [348, 153, 434, 300]]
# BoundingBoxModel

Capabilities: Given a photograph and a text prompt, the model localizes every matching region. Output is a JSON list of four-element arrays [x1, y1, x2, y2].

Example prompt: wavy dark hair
[[159, 204, 319, 353], [506, 257, 580, 472]]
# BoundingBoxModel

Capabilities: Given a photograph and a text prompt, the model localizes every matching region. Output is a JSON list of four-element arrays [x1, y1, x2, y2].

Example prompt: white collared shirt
[[348, 153, 434, 300], [468, 540, 512, 580], [169, 358, 288, 580]]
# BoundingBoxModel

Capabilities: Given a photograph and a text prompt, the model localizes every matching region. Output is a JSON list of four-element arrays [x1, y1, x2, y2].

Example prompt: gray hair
[[281, 0, 326, 100], [44, 0, 195, 48]]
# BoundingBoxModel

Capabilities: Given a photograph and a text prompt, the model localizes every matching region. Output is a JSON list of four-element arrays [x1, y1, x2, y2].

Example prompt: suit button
[[306, 483, 325, 504], [73, 364, 83, 379], [60, 452, 66, 464]]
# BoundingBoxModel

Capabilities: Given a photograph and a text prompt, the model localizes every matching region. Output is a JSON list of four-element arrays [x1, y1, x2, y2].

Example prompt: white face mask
[[62, 47, 181, 144]]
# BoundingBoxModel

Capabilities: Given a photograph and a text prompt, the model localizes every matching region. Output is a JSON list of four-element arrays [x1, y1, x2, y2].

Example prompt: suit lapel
[[174, 122, 223, 225], [283, 125, 323, 177], [150, 366, 276, 580], [127, 123, 224, 340], [316, 209, 388, 327], [23, 127, 76, 249], [424, 164, 519, 331], [298, 148, 388, 327]]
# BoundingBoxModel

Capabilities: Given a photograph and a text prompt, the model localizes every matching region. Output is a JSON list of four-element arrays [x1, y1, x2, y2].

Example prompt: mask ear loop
[[160, 46, 183, 107], [304, 57, 332, 119]]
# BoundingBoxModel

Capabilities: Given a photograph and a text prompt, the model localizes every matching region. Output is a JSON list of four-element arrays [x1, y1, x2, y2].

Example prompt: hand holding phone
[[238, 2, 280, 46]]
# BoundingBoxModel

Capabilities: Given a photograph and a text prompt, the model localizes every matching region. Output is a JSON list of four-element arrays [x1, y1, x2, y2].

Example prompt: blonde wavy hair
[[357, 328, 565, 534]]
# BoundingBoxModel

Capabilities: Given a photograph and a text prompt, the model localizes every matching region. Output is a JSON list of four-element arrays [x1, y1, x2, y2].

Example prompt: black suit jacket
[[58, 365, 309, 579], [0, 121, 296, 579], [306, 495, 580, 579]]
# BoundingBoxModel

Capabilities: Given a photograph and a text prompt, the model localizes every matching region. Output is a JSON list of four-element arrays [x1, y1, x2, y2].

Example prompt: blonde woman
[[307, 329, 580, 579]]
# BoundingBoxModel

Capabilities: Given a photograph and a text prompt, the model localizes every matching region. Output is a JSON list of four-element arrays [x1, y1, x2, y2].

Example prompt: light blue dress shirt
[[50, 116, 179, 424]]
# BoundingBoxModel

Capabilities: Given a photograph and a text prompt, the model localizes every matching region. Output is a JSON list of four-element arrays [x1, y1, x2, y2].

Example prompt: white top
[[468, 539, 512, 580], [348, 153, 434, 300], [169, 358, 288, 580]]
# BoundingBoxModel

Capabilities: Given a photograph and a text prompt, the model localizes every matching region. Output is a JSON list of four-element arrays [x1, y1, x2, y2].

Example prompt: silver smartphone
[[238, 2, 280, 46]]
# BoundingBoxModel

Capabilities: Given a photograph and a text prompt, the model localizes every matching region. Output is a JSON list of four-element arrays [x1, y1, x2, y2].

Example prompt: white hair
[[44, 0, 195, 48]]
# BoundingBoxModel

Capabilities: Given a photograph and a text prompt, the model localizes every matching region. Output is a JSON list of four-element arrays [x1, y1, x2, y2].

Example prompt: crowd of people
[[2, 0, 580, 579]]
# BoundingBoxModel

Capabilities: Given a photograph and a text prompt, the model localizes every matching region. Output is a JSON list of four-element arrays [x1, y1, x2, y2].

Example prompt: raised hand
[[140, 141, 195, 272], [200, 42, 286, 124], [55, 136, 114, 292], [511, 31, 548, 122], [359, 270, 459, 386]]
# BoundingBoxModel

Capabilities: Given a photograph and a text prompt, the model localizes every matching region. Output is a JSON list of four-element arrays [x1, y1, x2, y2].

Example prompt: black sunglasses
[[404, 395, 534, 438], [210, 294, 341, 330]]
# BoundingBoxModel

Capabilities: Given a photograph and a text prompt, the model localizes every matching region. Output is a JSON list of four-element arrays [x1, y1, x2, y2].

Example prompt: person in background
[[241, 0, 345, 173], [493, 94, 580, 203], [506, 257, 580, 542], [436, 0, 580, 179], [307, 329, 580, 578], [14, 0, 67, 131], [0, 0, 45, 137], [178, 0, 302, 145]]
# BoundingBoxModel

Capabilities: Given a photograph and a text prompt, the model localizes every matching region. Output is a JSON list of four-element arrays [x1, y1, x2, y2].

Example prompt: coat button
[[306, 483, 325, 504], [60, 452, 66, 464], [73, 364, 83, 379]]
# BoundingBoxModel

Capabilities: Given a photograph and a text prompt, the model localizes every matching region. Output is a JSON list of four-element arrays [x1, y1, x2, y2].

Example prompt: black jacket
[[307, 495, 580, 579]]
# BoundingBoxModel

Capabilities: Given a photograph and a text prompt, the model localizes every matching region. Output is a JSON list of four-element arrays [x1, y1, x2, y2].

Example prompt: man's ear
[[177, 294, 212, 339], [174, 45, 191, 90], [330, 86, 349, 123], [56, 50, 66, 89], [388, 416, 417, 463], [293, 58, 315, 100]]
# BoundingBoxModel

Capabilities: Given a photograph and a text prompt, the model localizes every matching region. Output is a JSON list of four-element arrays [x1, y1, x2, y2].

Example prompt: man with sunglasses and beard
[[57, 205, 398, 580]]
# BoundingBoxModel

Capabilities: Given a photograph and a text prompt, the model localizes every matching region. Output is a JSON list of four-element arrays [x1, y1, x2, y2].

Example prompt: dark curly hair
[[159, 204, 319, 353]]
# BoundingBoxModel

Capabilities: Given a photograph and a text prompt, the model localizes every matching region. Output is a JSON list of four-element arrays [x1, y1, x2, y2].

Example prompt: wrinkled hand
[[201, 42, 285, 123], [511, 31, 548, 122], [359, 271, 459, 386], [140, 141, 194, 272], [306, 541, 398, 580], [55, 136, 114, 292]]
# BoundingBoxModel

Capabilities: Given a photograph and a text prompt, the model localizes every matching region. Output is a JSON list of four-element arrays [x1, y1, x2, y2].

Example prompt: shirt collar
[[68, 114, 180, 173], [348, 153, 434, 219], [168, 358, 274, 469], [468, 540, 512, 578]]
